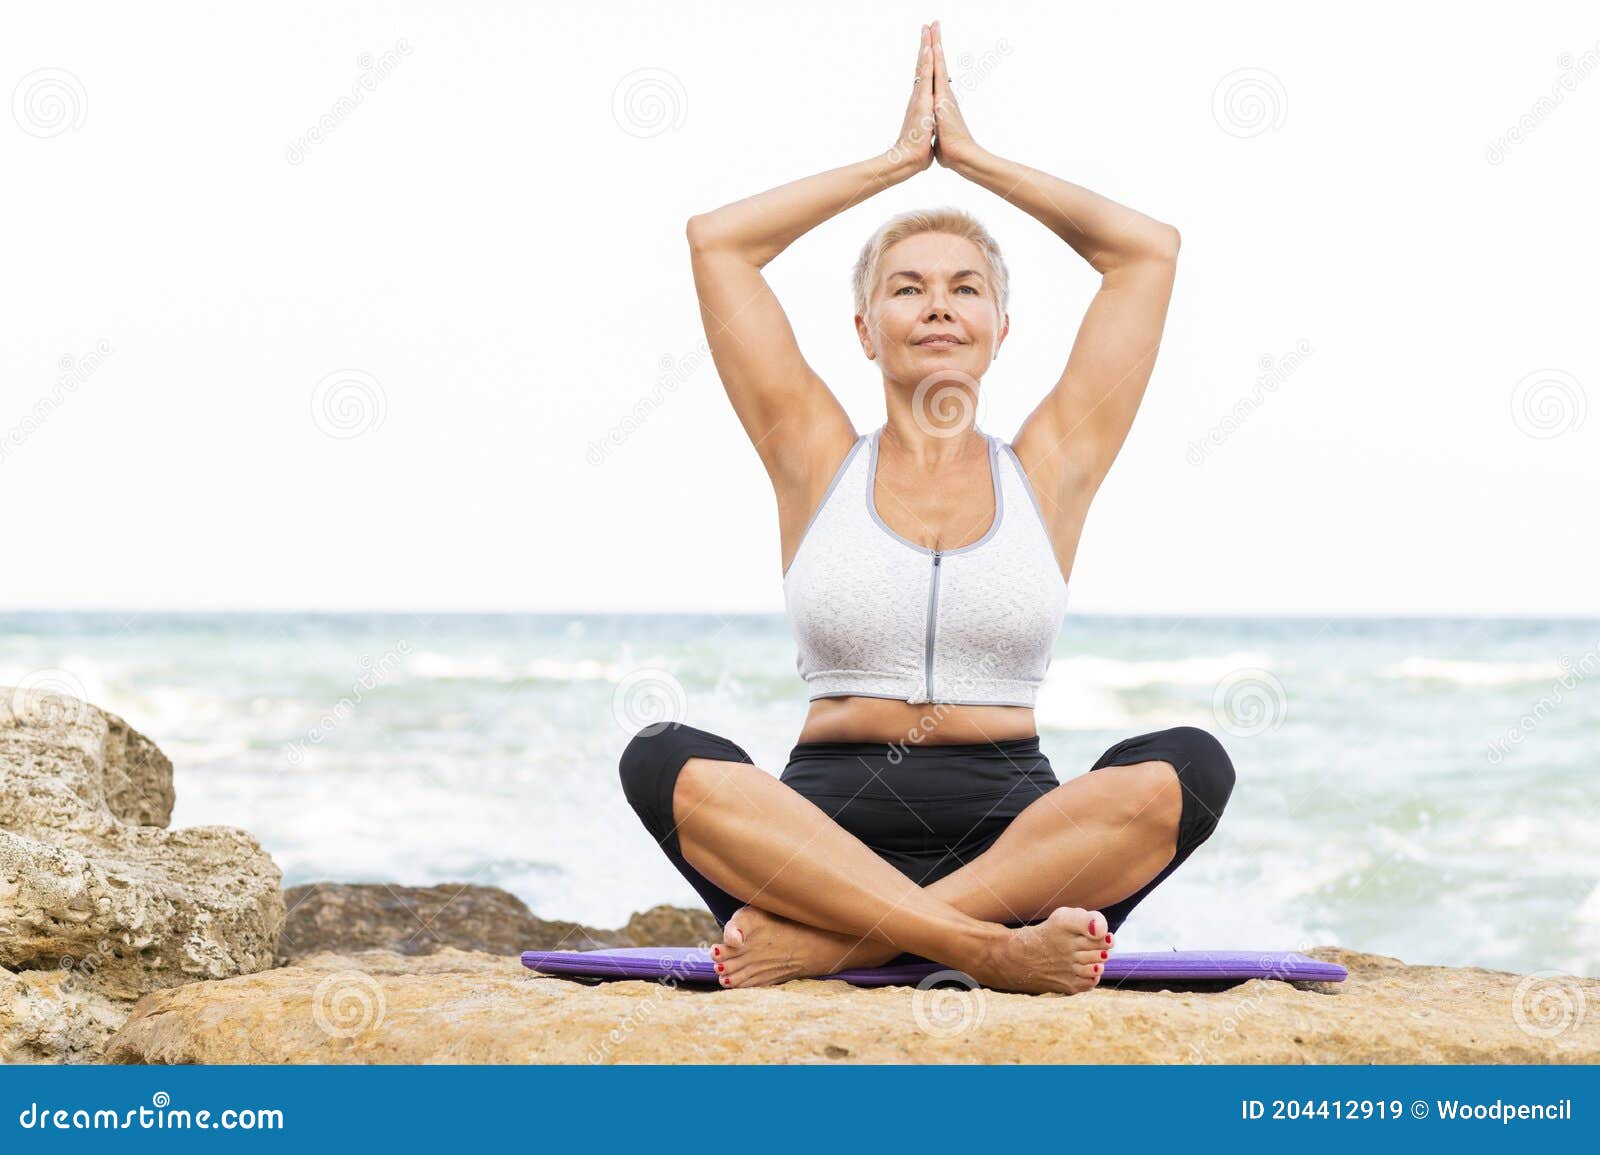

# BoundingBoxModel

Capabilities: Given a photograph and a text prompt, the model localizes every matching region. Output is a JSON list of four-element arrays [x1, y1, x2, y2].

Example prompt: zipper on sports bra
[[923, 550, 942, 700]]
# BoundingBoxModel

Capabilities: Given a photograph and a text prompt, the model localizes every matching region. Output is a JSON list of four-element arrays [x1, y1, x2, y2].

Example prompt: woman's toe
[[713, 921, 748, 962]]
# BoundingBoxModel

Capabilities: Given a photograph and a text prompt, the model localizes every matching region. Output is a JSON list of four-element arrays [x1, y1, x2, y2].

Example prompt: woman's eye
[[895, 285, 917, 295]]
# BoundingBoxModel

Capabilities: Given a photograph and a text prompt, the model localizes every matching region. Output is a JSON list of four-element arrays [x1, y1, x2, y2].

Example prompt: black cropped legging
[[618, 722, 1235, 951]]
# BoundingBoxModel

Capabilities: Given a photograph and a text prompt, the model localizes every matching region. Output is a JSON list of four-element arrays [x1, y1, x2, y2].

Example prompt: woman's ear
[[855, 314, 876, 361]]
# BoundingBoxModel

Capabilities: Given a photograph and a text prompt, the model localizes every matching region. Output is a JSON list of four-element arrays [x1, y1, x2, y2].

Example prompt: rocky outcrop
[[0, 687, 285, 1063], [279, 883, 719, 962], [103, 944, 1600, 1065]]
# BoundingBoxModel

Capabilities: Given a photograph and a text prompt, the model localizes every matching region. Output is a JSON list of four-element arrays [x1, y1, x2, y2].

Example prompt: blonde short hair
[[851, 206, 1009, 322]]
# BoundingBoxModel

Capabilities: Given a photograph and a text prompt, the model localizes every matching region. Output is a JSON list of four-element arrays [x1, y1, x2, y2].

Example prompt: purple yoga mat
[[521, 945, 1346, 986]]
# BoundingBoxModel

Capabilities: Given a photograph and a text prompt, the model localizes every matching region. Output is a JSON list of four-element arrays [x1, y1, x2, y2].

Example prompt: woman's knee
[[1161, 725, 1237, 837], [617, 723, 754, 834], [618, 724, 681, 826]]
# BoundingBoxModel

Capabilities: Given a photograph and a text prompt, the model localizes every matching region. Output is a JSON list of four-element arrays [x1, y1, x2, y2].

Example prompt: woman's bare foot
[[966, 907, 1114, 995], [711, 906, 896, 988]]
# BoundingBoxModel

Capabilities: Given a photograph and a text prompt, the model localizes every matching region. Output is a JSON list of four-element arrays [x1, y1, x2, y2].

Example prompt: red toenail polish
[[716, 963, 724, 972], [1094, 964, 1101, 972], [1101, 950, 1108, 959], [1105, 934, 1112, 943], [712, 947, 720, 958], [1089, 919, 1097, 936]]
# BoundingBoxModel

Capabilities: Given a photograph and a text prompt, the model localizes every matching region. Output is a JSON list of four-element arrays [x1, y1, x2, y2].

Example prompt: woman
[[619, 22, 1235, 995]]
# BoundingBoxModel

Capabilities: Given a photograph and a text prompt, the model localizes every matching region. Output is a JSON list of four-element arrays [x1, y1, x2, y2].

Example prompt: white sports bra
[[782, 426, 1070, 707]]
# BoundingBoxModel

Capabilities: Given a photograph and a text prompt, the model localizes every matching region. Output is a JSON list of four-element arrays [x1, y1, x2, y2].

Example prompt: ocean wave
[[402, 651, 630, 683], [1054, 651, 1277, 689], [1375, 656, 1569, 687]]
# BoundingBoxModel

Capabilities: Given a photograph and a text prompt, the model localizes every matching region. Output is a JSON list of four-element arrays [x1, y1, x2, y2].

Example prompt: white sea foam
[[1054, 651, 1277, 688], [402, 650, 641, 683], [1375, 656, 1568, 687], [1032, 653, 1271, 731]]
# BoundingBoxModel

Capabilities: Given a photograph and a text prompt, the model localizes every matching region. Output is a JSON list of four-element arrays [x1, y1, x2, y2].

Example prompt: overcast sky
[[3, 2, 1596, 615]]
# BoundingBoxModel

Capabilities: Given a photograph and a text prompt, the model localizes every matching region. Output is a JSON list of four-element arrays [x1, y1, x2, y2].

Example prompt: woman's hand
[[888, 24, 936, 175], [929, 21, 983, 171]]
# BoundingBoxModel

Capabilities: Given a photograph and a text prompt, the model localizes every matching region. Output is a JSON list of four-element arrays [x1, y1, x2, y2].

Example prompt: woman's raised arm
[[928, 23, 1179, 533], [687, 25, 938, 494]]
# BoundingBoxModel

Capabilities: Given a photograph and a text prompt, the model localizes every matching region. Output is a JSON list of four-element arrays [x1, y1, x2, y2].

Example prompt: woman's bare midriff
[[795, 695, 1037, 746]]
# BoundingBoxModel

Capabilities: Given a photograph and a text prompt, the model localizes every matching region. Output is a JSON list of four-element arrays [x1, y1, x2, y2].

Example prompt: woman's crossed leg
[[618, 724, 1234, 993]]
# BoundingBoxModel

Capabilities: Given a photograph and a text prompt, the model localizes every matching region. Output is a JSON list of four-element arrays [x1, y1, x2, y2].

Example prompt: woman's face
[[857, 232, 1007, 386]]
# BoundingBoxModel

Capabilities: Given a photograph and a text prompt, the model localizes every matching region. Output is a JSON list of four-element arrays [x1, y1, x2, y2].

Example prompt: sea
[[2, 611, 1596, 978]]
